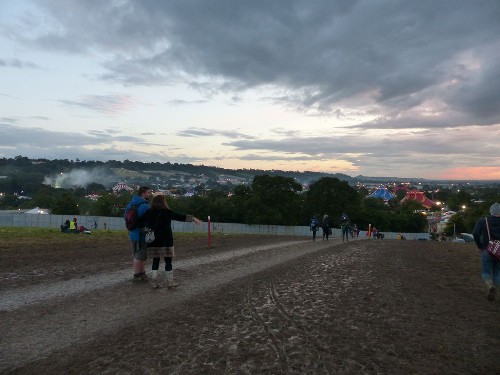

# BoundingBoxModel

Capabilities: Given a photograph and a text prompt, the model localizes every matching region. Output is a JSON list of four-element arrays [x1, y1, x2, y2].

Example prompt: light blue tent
[[368, 187, 396, 200]]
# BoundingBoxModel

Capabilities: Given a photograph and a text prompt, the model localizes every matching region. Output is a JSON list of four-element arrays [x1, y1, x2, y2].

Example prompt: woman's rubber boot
[[150, 270, 160, 289], [165, 270, 178, 289]]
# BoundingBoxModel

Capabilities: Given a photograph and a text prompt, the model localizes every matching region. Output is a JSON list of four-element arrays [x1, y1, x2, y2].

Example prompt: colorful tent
[[400, 191, 436, 209], [368, 187, 395, 200], [393, 186, 410, 193], [112, 182, 134, 193]]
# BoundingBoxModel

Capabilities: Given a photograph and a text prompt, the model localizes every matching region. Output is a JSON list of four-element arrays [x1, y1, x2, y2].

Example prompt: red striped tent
[[400, 191, 436, 209], [112, 182, 134, 193]]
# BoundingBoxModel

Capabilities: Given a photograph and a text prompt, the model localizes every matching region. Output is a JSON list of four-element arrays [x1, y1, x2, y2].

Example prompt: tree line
[[2, 173, 498, 234]]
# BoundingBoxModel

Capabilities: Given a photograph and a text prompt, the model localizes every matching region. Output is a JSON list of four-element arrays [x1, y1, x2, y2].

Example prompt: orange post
[[207, 215, 212, 249]]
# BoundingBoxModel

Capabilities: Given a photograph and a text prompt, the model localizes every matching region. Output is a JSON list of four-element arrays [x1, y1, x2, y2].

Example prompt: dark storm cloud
[[225, 127, 499, 166], [19, 0, 500, 126], [0, 123, 161, 162], [0, 123, 142, 146]]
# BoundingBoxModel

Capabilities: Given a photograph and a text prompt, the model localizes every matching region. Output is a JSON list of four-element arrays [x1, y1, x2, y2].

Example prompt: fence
[[0, 212, 430, 240]]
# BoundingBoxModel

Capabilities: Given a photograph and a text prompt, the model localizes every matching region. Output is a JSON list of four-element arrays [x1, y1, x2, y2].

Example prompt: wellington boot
[[165, 271, 178, 289], [150, 270, 160, 289]]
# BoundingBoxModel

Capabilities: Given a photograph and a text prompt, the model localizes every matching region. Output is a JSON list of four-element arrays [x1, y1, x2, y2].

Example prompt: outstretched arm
[[184, 214, 202, 224]]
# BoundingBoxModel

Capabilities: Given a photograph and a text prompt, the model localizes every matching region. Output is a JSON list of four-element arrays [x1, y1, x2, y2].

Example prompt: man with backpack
[[310, 215, 319, 241], [124, 186, 152, 281]]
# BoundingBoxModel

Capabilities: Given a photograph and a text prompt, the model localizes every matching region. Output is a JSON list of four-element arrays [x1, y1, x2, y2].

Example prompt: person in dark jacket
[[310, 215, 319, 241], [340, 213, 350, 242], [472, 202, 500, 301], [321, 214, 331, 240], [145, 194, 201, 289]]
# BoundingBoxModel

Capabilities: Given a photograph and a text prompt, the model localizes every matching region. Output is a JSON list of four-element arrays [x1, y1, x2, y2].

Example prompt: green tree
[[85, 182, 107, 194], [51, 192, 80, 215], [112, 192, 134, 217], [248, 175, 303, 225], [227, 175, 303, 225], [228, 185, 254, 223], [173, 190, 231, 223], [305, 177, 360, 225], [445, 213, 466, 236], [0, 194, 19, 209], [446, 190, 472, 211], [89, 193, 115, 216], [31, 188, 57, 208]]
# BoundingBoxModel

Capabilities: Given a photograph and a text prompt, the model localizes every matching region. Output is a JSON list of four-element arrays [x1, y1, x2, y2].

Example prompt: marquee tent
[[112, 182, 134, 193], [400, 191, 436, 209], [393, 186, 410, 193], [25, 207, 50, 214], [367, 187, 396, 200]]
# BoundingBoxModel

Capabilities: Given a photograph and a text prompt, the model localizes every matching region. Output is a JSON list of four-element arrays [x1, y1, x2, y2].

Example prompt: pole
[[208, 215, 212, 249], [368, 224, 371, 239]]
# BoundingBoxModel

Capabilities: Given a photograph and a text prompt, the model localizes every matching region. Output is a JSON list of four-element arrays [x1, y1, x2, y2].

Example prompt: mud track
[[1, 235, 499, 374]]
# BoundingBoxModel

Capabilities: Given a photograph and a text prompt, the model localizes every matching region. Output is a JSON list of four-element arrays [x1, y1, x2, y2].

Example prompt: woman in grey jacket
[[472, 203, 500, 301]]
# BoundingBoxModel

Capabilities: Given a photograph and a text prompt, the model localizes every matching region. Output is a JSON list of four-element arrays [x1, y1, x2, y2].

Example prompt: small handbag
[[145, 212, 161, 244], [145, 230, 155, 244], [485, 218, 500, 260]]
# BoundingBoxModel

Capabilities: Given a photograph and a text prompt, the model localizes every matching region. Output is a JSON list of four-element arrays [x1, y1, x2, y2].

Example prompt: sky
[[1, 0, 500, 180]]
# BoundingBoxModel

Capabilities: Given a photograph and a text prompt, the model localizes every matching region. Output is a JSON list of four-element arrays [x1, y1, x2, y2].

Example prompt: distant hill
[[0, 156, 496, 195]]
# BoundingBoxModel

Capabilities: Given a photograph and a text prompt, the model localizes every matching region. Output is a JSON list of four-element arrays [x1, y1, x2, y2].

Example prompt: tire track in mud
[[0, 240, 303, 312], [1, 239, 340, 372], [245, 284, 291, 374], [243, 277, 336, 375], [268, 280, 331, 354]]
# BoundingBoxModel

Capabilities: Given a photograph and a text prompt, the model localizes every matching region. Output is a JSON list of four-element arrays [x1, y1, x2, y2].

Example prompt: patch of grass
[[0, 227, 125, 240], [0, 227, 218, 240]]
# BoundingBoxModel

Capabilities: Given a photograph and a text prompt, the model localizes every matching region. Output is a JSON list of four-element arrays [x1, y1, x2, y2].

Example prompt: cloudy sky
[[1, 1, 500, 179]]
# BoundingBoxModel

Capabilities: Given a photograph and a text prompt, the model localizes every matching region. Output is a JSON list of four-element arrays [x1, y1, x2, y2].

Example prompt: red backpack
[[125, 202, 147, 230]]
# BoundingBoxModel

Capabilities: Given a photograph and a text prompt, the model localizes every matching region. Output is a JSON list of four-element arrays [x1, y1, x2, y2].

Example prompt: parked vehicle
[[459, 233, 474, 243], [451, 233, 474, 243]]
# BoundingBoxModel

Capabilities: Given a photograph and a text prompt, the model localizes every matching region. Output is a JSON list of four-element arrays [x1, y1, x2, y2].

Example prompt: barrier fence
[[0, 212, 430, 240]]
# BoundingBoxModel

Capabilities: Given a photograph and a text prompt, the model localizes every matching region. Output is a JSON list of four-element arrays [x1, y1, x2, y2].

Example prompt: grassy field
[[0, 227, 215, 256], [0, 227, 125, 240]]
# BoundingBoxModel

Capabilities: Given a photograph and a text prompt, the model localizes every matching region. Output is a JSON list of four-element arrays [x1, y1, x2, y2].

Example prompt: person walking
[[340, 212, 350, 242], [124, 186, 152, 282], [472, 203, 500, 301], [145, 194, 202, 289], [321, 214, 331, 240], [310, 215, 319, 241]]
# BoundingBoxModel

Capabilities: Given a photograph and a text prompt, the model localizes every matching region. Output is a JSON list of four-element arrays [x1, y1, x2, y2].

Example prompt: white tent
[[25, 207, 50, 214]]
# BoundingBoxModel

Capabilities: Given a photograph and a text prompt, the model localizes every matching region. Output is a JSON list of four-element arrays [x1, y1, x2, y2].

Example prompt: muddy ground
[[1, 233, 499, 374]]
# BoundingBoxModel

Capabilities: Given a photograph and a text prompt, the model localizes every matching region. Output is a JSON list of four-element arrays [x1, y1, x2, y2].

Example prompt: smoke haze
[[44, 168, 112, 188]]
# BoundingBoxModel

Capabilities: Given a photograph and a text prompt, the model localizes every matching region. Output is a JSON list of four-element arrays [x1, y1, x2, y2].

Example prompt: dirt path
[[1, 238, 336, 372], [1, 238, 499, 374]]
